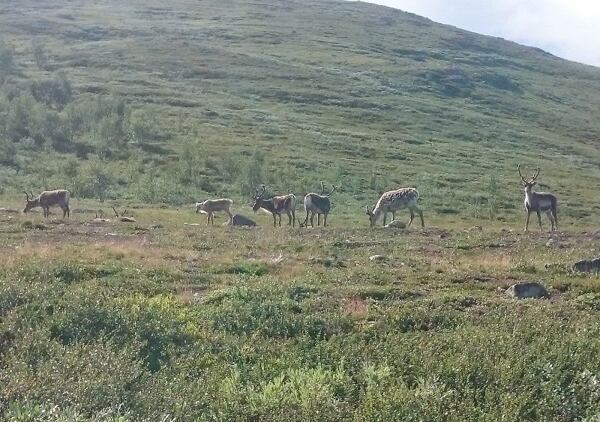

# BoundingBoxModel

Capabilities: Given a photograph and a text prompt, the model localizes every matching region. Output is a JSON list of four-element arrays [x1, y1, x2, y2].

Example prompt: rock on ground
[[506, 282, 549, 299]]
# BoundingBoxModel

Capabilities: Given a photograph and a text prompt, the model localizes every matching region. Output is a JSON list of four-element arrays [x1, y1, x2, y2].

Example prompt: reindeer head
[[23, 191, 37, 213], [518, 165, 540, 193], [251, 185, 266, 212], [365, 205, 377, 227]]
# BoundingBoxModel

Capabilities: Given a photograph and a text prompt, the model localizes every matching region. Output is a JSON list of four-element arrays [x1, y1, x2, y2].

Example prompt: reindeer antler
[[328, 185, 337, 196], [23, 191, 30, 201], [517, 164, 527, 183], [320, 181, 325, 195], [530, 168, 540, 182]]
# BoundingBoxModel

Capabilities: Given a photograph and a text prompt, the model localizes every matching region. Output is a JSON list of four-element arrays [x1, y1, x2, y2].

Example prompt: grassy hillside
[[0, 0, 599, 227], [2, 1, 600, 420]]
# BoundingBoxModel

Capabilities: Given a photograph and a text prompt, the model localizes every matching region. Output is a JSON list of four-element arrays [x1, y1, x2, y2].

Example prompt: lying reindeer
[[252, 185, 296, 227], [23, 189, 70, 218], [196, 198, 234, 225]]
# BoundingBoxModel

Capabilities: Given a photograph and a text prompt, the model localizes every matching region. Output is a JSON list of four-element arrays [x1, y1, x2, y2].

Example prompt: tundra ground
[[1, 203, 600, 420]]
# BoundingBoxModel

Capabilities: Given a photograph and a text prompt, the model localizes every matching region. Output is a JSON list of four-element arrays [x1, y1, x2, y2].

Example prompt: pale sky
[[356, 0, 600, 67]]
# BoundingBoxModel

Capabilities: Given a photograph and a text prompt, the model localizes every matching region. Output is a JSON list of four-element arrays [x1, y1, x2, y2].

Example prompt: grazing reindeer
[[366, 187, 424, 228], [518, 165, 558, 232], [252, 185, 297, 227], [301, 182, 336, 227], [196, 198, 234, 225], [23, 189, 70, 218]]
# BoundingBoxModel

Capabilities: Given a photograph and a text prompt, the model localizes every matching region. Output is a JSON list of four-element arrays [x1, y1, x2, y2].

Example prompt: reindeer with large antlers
[[518, 165, 558, 232], [23, 189, 70, 218], [252, 185, 297, 227]]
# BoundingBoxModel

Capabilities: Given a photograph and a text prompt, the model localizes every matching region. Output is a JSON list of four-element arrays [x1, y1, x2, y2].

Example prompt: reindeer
[[196, 198, 234, 225], [23, 189, 70, 218], [301, 182, 336, 227], [518, 165, 558, 232], [366, 187, 424, 228], [252, 185, 296, 227]]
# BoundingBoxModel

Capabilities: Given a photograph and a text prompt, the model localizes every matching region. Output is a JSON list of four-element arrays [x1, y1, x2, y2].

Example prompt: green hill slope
[[1, 0, 599, 226]]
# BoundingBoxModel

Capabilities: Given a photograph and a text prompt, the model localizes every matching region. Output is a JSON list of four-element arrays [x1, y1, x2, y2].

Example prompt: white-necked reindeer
[[366, 187, 424, 228], [196, 198, 234, 225], [252, 185, 296, 227], [301, 182, 336, 227], [518, 165, 558, 232], [23, 189, 70, 218]]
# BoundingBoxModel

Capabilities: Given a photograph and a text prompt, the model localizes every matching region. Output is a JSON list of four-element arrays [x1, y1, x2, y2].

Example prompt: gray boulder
[[506, 282, 549, 299]]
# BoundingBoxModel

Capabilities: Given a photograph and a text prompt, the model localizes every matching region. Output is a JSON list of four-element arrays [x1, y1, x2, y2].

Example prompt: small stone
[[369, 255, 389, 262]]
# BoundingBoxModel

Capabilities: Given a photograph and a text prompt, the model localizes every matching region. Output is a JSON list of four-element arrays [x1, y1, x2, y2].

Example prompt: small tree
[[0, 39, 15, 81], [32, 40, 48, 70], [239, 150, 267, 197], [30, 72, 73, 109], [487, 174, 498, 220]]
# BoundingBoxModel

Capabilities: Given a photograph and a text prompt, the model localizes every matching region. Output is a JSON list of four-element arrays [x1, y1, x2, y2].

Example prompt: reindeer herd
[[21, 165, 561, 232]]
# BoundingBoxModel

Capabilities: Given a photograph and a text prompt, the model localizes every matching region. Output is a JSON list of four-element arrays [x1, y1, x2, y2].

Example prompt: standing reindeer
[[518, 165, 558, 232], [301, 182, 336, 227], [195, 198, 234, 225], [366, 187, 424, 228], [252, 185, 297, 227], [23, 189, 70, 218]]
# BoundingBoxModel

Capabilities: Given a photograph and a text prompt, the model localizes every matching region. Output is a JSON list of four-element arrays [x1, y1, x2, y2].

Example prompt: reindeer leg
[[408, 210, 414, 227], [303, 210, 310, 228], [317, 214, 321, 226], [552, 208, 558, 231], [292, 210, 296, 227], [391, 211, 396, 221], [417, 207, 424, 227], [536, 211, 543, 232], [273, 214, 277, 227], [324, 213, 328, 227], [310, 211, 315, 227], [546, 211, 554, 231], [278, 213, 282, 227], [525, 211, 531, 232], [383, 213, 387, 226]]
